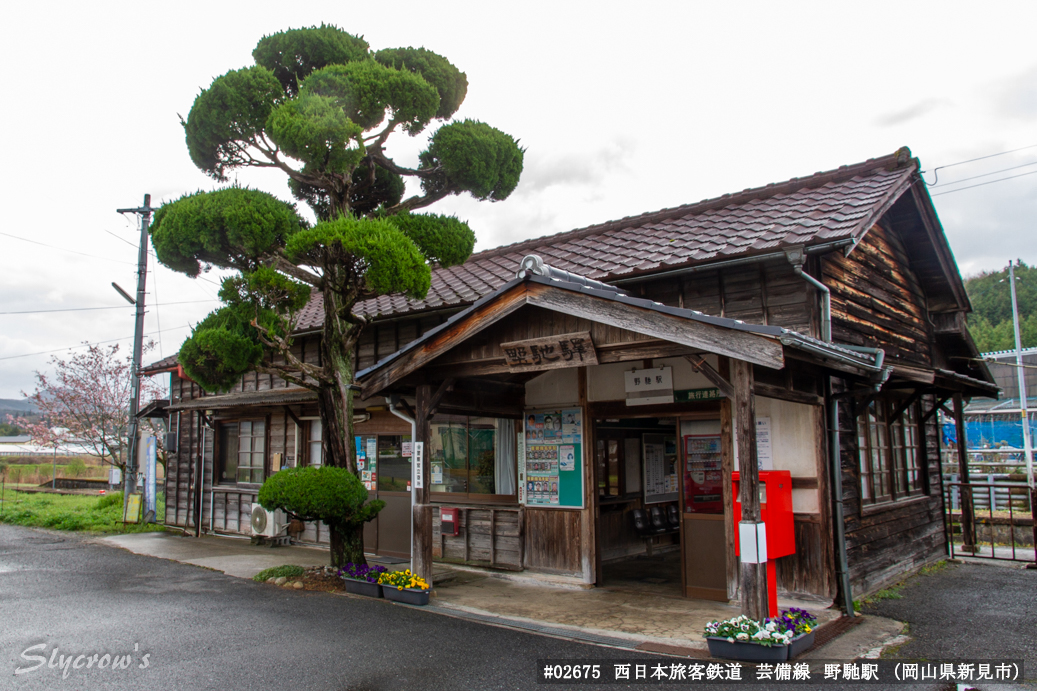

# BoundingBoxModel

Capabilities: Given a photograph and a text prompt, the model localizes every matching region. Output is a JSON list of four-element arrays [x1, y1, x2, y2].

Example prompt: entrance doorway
[[594, 418, 682, 596]]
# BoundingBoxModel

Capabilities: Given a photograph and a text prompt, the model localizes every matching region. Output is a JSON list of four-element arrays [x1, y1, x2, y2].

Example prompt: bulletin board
[[643, 433, 679, 504], [520, 407, 584, 509]]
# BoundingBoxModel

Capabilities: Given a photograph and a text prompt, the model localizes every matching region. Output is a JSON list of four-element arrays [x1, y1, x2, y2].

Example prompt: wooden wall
[[523, 508, 583, 574], [840, 393, 945, 598], [824, 225, 933, 368], [432, 506, 523, 569], [640, 257, 813, 335]]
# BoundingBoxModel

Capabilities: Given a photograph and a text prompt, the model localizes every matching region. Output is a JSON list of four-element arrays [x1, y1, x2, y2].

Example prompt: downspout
[[208, 419, 214, 533], [827, 377, 855, 617], [388, 395, 417, 573], [197, 424, 206, 538], [785, 246, 831, 343]]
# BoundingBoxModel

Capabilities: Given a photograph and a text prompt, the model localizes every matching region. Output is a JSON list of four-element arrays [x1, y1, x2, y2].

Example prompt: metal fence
[[943, 481, 1035, 563]]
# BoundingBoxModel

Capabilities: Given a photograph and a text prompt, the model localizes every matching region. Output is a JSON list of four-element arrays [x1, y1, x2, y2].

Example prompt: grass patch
[[253, 565, 305, 582], [0, 490, 165, 534], [859, 559, 954, 609]]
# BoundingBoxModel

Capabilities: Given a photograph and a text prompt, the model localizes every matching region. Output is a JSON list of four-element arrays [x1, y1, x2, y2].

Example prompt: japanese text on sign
[[500, 332, 598, 372]]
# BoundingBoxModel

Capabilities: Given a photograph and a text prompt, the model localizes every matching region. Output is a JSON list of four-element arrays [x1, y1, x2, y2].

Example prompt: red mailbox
[[440, 507, 460, 536], [731, 470, 795, 617]]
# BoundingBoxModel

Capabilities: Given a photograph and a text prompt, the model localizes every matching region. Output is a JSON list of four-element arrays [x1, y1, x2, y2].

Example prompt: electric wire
[[929, 159, 1037, 188], [0, 231, 137, 265], [923, 143, 1037, 186], [930, 169, 1037, 197], [0, 324, 194, 362], [0, 299, 217, 315]]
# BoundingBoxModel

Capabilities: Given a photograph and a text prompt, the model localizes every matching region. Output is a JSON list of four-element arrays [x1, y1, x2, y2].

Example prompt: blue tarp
[[942, 419, 1037, 450]]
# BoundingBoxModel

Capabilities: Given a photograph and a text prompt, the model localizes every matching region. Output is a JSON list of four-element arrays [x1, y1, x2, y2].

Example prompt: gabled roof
[[305, 148, 918, 327], [357, 269, 886, 398]]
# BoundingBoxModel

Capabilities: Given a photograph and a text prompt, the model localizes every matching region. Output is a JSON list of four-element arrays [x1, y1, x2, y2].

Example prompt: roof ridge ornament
[[516, 254, 624, 294]]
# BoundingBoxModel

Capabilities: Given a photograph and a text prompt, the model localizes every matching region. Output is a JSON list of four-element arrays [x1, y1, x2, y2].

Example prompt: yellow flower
[[398, 586, 403, 591], [804, 625, 812, 633]]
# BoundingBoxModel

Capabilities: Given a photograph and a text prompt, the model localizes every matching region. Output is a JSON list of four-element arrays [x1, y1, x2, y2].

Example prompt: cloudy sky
[[1, 1, 1036, 399]]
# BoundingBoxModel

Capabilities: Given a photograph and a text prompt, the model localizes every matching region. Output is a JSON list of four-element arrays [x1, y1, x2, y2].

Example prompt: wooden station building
[[144, 148, 996, 611]]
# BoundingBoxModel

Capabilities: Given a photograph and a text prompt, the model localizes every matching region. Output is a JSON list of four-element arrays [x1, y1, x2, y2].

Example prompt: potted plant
[[339, 562, 387, 598], [773, 608, 818, 658], [378, 569, 430, 605], [703, 615, 792, 661]]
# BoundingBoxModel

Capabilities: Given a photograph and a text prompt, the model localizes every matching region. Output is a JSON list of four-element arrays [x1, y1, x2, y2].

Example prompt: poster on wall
[[520, 408, 584, 508], [643, 432, 679, 504], [755, 417, 773, 470]]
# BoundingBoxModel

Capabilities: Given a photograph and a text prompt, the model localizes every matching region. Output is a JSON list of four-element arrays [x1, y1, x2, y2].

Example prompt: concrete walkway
[[101, 531, 900, 659]]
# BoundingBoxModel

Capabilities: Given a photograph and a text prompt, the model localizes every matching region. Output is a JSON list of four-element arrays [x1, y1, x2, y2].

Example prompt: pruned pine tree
[[151, 25, 524, 565]]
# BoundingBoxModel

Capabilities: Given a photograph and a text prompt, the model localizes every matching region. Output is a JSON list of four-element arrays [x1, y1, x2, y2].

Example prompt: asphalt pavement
[[860, 559, 1037, 664], [2, 524, 1034, 690]]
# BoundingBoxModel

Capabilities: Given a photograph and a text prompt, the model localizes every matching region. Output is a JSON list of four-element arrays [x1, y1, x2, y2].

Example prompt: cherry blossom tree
[[9, 342, 166, 473]]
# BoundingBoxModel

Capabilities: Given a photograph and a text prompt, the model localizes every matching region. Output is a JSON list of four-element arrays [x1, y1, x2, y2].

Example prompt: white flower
[[727, 637, 735, 643], [736, 633, 749, 641]]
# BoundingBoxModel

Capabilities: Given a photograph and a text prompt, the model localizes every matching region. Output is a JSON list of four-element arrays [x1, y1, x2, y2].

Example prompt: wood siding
[[432, 505, 524, 569], [523, 508, 583, 574], [841, 393, 945, 598], [824, 225, 933, 367]]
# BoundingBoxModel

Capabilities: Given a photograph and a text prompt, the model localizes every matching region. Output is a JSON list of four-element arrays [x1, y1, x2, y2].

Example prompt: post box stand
[[731, 470, 795, 618]]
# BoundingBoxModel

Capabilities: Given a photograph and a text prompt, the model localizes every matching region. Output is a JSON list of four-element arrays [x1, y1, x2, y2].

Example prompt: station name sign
[[500, 331, 599, 372]]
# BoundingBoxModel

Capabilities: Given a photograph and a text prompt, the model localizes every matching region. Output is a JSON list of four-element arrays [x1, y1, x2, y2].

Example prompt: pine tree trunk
[[329, 524, 365, 567]]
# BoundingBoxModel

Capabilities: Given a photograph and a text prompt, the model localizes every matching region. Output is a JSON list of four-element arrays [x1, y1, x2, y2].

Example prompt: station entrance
[[593, 412, 729, 601]]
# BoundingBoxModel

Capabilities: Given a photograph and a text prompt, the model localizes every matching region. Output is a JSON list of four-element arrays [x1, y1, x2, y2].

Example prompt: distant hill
[[0, 398, 36, 413]]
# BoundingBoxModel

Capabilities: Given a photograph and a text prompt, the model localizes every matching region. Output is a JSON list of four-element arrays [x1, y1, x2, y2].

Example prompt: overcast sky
[[1, 1, 1036, 399]]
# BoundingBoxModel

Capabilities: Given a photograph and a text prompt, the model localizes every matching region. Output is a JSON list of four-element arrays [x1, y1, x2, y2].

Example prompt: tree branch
[[385, 189, 450, 214], [272, 254, 324, 288]]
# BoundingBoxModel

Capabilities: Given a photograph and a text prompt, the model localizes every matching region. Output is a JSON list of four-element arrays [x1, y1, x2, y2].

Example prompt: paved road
[[2, 524, 1033, 690], [861, 559, 1036, 665]]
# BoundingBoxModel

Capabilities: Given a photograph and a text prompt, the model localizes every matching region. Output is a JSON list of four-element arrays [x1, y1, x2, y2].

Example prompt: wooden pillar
[[413, 384, 434, 583], [952, 393, 977, 552], [732, 359, 767, 622], [578, 367, 596, 585]]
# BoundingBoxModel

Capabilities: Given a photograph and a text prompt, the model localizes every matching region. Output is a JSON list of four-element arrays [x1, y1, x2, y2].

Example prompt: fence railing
[[943, 481, 1036, 563]]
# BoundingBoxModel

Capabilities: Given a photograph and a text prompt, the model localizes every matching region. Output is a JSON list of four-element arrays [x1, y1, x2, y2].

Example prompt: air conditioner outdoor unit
[[250, 504, 286, 538]]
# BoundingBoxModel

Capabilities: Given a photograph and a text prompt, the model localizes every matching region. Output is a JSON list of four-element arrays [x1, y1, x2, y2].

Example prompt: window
[[430, 415, 517, 500], [858, 400, 922, 506], [217, 419, 266, 484], [307, 419, 323, 467]]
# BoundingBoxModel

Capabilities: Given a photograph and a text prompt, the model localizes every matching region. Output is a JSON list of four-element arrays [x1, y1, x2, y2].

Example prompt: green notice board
[[520, 408, 584, 508]]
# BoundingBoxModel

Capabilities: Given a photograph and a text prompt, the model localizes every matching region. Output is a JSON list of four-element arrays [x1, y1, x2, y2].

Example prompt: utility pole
[[1007, 261, 1036, 565], [117, 194, 156, 502]]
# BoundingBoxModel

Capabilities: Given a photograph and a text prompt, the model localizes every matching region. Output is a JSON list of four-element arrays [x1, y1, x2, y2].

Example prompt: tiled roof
[[299, 149, 917, 329], [141, 353, 179, 374]]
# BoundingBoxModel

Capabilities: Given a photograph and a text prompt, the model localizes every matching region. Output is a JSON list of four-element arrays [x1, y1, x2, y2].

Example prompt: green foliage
[[253, 25, 370, 96], [219, 266, 311, 315], [386, 210, 475, 267], [301, 61, 440, 134], [258, 466, 384, 529], [178, 305, 264, 392], [285, 216, 431, 299], [0, 422, 22, 436], [252, 564, 305, 582], [184, 66, 283, 180], [375, 47, 468, 120], [420, 120, 524, 201], [151, 187, 304, 277], [965, 261, 1037, 352], [66, 458, 86, 477], [0, 490, 163, 534], [348, 163, 405, 216], [267, 93, 366, 174]]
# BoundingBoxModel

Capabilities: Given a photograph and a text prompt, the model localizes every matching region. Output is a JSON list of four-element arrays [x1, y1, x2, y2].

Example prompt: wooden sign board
[[500, 331, 598, 372]]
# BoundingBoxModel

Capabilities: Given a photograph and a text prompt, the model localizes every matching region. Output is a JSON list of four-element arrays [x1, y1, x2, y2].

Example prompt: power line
[[0, 324, 194, 362], [929, 142, 1037, 185], [0, 299, 217, 315], [930, 159, 1037, 188], [930, 169, 1037, 197], [0, 231, 136, 266]]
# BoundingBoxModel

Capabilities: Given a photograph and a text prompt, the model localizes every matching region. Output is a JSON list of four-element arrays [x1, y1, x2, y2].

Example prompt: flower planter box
[[787, 631, 815, 659], [381, 585, 430, 605], [342, 577, 382, 598], [706, 637, 789, 662]]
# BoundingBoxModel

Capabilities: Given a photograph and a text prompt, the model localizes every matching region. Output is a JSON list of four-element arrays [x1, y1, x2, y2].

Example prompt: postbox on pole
[[732, 469, 794, 617]]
